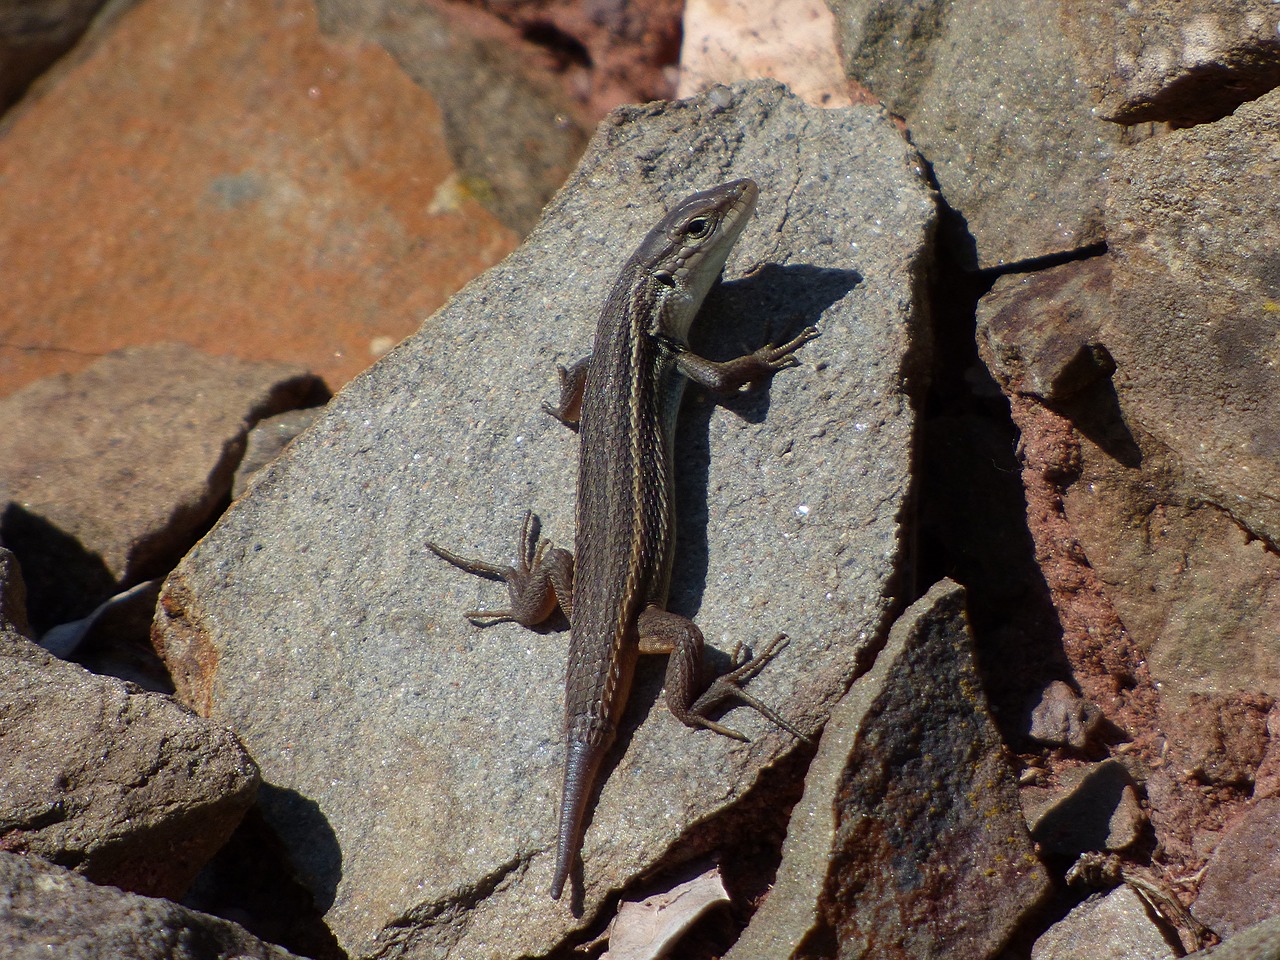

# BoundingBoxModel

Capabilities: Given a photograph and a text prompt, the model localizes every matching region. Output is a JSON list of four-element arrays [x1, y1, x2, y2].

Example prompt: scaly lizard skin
[[428, 178, 817, 901]]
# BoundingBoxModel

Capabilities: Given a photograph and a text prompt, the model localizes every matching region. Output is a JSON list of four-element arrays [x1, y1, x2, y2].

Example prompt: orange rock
[[0, 0, 518, 395]]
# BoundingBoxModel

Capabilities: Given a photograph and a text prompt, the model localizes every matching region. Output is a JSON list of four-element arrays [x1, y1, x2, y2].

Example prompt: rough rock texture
[[1023, 759, 1146, 857], [1061, 0, 1280, 126], [0, 344, 326, 634], [1193, 797, 1280, 939], [1031, 885, 1177, 960], [317, 0, 590, 233], [231, 408, 324, 501], [1164, 695, 1272, 790], [0, 0, 522, 396], [727, 580, 1051, 960], [0, 626, 259, 899], [0, 850, 303, 960], [825, 0, 1125, 268], [976, 255, 1280, 706], [1027, 680, 1107, 751], [0, 0, 110, 112], [1187, 916, 1280, 960], [153, 80, 935, 958], [0, 547, 31, 639], [977, 258, 1116, 403], [1063, 429, 1280, 705], [1105, 86, 1280, 549]]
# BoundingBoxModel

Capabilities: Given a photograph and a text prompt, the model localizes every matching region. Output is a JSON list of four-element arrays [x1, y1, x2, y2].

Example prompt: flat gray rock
[[0, 851, 303, 960], [728, 580, 1051, 959], [153, 80, 935, 958], [827, 0, 1125, 268], [1105, 87, 1280, 548]]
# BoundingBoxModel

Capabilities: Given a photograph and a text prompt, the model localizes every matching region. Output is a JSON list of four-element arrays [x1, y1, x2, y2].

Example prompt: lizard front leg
[[428, 510, 574, 626], [635, 606, 807, 741], [541, 356, 591, 428], [674, 326, 820, 396]]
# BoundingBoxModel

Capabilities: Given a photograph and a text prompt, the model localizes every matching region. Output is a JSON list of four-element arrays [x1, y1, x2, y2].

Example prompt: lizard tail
[[551, 738, 604, 900]]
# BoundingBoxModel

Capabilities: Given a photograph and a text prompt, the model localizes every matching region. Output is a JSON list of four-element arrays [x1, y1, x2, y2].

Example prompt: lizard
[[427, 177, 818, 901]]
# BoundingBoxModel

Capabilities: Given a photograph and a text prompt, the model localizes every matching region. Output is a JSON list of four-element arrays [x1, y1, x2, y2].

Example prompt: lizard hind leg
[[636, 607, 806, 742], [427, 510, 574, 626]]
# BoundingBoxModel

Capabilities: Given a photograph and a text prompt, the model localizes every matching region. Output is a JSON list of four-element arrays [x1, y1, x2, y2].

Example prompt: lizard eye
[[684, 216, 713, 239], [654, 270, 676, 287]]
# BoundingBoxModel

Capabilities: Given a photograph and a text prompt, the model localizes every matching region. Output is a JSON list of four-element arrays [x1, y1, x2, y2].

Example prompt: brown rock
[[0, 343, 324, 633], [1252, 704, 1280, 799], [0, 546, 31, 639], [977, 258, 1116, 403], [1062, 435, 1280, 705], [828, 580, 1051, 957], [1105, 86, 1280, 548], [1193, 797, 1280, 939], [0, 850, 302, 960], [326, 0, 591, 233], [0, 0, 107, 112], [1061, 0, 1280, 126], [1027, 680, 1107, 751], [729, 580, 1052, 959], [1165, 694, 1272, 789], [0, 629, 259, 899], [976, 224, 1280, 707], [0, 0, 520, 396]]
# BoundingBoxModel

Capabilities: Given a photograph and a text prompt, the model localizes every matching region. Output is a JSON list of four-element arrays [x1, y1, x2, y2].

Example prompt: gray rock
[[1061, 0, 1280, 126], [1027, 680, 1107, 751], [0, 850, 302, 960], [1187, 916, 1280, 960], [153, 80, 935, 958], [1024, 759, 1146, 856], [1104, 86, 1280, 549], [0, 627, 259, 899], [231, 408, 324, 500], [0, 343, 325, 634], [1031, 885, 1177, 960], [1193, 797, 1280, 939], [727, 580, 1052, 960], [826, 0, 1124, 268]]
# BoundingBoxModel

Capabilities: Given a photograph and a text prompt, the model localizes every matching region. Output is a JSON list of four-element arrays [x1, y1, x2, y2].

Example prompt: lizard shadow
[[670, 262, 860, 641]]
